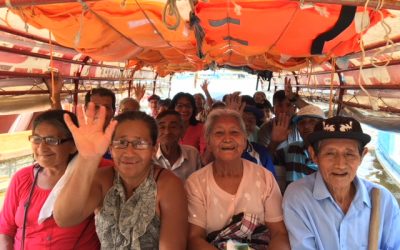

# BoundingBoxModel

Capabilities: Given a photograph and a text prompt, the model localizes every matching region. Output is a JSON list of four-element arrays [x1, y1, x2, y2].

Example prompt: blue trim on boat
[[376, 131, 400, 185]]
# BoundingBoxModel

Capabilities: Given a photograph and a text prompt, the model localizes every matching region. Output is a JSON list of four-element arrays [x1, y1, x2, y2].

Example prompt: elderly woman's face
[[31, 122, 76, 169], [208, 116, 247, 161], [311, 138, 366, 193]]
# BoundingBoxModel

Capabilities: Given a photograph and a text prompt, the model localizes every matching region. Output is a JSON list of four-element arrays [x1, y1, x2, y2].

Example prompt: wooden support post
[[336, 71, 346, 116], [152, 73, 158, 95], [127, 70, 136, 98], [255, 74, 260, 91]]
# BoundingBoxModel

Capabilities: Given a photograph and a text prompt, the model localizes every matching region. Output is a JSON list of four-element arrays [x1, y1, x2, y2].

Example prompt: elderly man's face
[[310, 138, 367, 193], [297, 117, 322, 142], [90, 94, 115, 127], [149, 99, 159, 110], [157, 114, 183, 145]]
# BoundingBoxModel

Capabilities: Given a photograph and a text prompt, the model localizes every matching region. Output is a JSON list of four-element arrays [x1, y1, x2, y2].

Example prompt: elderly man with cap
[[274, 105, 325, 191], [283, 116, 400, 250]]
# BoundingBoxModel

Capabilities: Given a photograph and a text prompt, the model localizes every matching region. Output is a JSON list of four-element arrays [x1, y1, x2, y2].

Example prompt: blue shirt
[[242, 141, 276, 177], [283, 172, 400, 250]]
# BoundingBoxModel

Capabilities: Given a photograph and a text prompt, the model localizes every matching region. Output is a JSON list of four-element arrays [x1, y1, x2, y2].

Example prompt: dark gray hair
[[33, 109, 78, 140], [113, 111, 158, 146], [204, 109, 246, 143]]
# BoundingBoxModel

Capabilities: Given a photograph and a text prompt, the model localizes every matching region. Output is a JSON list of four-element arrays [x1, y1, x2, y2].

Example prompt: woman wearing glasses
[[0, 110, 100, 250], [53, 104, 188, 249], [170, 93, 206, 154]]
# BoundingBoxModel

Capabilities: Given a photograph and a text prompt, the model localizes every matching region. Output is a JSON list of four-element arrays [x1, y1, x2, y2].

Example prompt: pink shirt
[[185, 159, 283, 234], [0, 165, 100, 250], [180, 123, 206, 154]]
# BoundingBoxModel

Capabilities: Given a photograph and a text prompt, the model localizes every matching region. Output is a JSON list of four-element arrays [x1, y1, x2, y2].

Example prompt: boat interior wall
[[0, 1, 392, 75], [341, 107, 400, 133], [0, 94, 52, 114], [0, 114, 18, 133]]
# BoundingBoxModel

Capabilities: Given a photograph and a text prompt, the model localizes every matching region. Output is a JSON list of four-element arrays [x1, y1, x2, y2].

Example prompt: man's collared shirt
[[283, 172, 400, 250], [153, 144, 202, 180]]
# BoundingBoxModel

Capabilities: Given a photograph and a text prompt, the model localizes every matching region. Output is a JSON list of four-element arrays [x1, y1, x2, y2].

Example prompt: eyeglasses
[[111, 139, 153, 150], [29, 135, 72, 146]]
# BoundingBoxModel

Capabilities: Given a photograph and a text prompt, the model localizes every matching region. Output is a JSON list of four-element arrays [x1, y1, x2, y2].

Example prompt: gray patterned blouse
[[95, 168, 160, 250]]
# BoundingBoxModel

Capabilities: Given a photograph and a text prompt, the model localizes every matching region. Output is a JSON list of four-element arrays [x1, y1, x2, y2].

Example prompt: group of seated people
[[0, 81, 399, 250]]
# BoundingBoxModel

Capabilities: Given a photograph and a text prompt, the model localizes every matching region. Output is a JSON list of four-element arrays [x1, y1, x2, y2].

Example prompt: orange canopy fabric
[[10, 0, 388, 76]]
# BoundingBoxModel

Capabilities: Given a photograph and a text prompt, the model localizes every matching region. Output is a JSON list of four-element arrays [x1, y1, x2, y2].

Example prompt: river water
[[358, 150, 400, 205], [358, 125, 400, 205]]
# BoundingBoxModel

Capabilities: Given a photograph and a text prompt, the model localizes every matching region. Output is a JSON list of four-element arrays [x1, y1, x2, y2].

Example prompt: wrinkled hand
[[271, 114, 290, 143], [284, 77, 295, 100], [133, 83, 146, 102], [64, 102, 117, 159], [200, 80, 209, 92], [225, 92, 245, 113]]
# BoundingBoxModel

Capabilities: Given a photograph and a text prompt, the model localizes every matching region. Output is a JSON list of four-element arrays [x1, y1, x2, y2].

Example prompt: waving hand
[[64, 102, 118, 159]]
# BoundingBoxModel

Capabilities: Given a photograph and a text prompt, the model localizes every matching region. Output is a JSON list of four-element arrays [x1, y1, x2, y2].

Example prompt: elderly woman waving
[[186, 108, 290, 250], [53, 103, 188, 250]]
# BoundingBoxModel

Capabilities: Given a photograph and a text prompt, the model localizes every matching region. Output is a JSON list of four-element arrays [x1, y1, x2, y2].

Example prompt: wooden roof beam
[[292, 0, 400, 10], [294, 59, 400, 76], [0, 0, 95, 8], [0, 70, 133, 81], [0, 45, 128, 70], [0, 24, 68, 49]]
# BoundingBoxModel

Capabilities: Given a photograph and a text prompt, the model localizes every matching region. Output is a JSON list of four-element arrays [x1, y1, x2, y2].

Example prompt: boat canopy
[[0, 0, 400, 131], [0, 0, 395, 76]]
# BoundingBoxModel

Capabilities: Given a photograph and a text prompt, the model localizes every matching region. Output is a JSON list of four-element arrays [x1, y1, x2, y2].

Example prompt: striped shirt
[[274, 141, 318, 185]]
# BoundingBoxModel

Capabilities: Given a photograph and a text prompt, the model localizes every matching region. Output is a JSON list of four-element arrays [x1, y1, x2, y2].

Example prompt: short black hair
[[156, 110, 182, 122], [148, 94, 161, 102], [170, 92, 199, 125], [113, 111, 158, 146], [272, 90, 287, 106], [256, 99, 272, 110], [85, 87, 116, 111], [33, 109, 78, 140], [158, 98, 171, 108], [240, 95, 256, 106]]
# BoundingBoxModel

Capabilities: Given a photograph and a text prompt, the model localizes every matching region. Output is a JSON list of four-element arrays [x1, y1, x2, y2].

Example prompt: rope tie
[[357, 0, 391, 111], [190, 11, 205, 58], [75, 0, 89, 47], [328, 57, 336, 118], [48, 31, 57, 107], [371, 0, 393, 68], [162, 0, 181, 30]]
